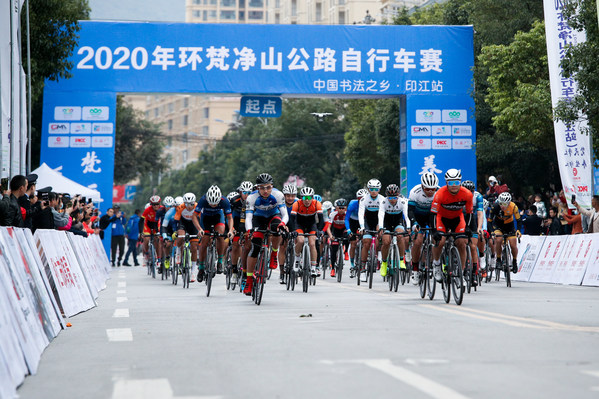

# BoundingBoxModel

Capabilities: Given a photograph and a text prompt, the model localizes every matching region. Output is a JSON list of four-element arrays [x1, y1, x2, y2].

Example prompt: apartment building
[[186, 0, 268, 23]]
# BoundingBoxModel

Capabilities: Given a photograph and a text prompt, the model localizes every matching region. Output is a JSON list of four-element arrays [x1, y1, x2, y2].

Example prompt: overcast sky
[[89, 0, 185, 22]]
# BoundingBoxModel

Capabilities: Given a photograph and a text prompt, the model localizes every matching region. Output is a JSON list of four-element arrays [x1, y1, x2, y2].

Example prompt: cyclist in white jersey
[[358, 179, 386, 269], [380, 184, 411, 277]]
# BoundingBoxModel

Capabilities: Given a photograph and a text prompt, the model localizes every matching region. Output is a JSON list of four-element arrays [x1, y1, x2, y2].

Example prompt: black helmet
[[334, 198, 347, 207], [461, 180, 475, 192], [385, 184, 400, 196], [256, 173, 273, 185]]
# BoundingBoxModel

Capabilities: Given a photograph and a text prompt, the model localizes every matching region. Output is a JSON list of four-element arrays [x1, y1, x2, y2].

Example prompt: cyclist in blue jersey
[[408, 172, 438, 284], [192, 185, 234, 279], [462, 180, 485, 283], [243, 173, 288, 295], [345, 188, 368, 275], [278, 184, 298, 284], [160, 196, 177, 271], [229, 181, 253, 283]]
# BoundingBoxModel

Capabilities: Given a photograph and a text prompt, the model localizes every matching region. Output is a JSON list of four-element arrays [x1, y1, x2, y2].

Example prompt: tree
[[114, 96, 166, 184], [554, 0, 599, 159], [21, 0, 90, 167]]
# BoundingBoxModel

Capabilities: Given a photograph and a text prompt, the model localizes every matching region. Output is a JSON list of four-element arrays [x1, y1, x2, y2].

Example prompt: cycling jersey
[[344, 199, 360, 231], [464, 191, 484, 233], [175, 203, 197, 221], [290, 200, 324, 233], [328, 210, 347, 231], [491, 201, 521, 231], [358, 194, 386, 231], [245, 188, 288, 230], [408, 184, 436, 228], [382, 197, 411, 231], [142, 205, 165, 234], [431, 186, 473, 234], [162, 207, 177, 234], [230, 194, 246, 233], [194, 196, 232, 217], [285, 198, 298, 218]]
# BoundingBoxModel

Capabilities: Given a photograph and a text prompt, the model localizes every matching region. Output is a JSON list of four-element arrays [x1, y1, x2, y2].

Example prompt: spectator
[[81, 211, 94, 235], [123, 209, 141, 266], [48, 192, 72, 230], [485, 175, 509, 199], [534, 194, 547, 219], [3, 175, 27, 227], [108, 206, 127, 266], [18, 173, 39, 229], [32, 187, 54, 230], [98, 208, 114, 240], [573, 195, 599, 233], [544, 207, 563, 235], [523, 205, 543, 235], [562, 211, 583, 234], [557, 190, 571, 234], [68, 209, 88, 237]]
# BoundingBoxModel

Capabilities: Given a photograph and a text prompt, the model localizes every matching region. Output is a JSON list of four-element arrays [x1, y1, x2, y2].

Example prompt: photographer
[[18, 173, 40, 229], [48, 192, 72, 230], [485, 175, 509, 200], [32, 187, 54, 230], [2, 175, 27, 227]]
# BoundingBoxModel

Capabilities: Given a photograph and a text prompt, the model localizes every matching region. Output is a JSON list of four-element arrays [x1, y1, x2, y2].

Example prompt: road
[[16, 262, 599, 399]]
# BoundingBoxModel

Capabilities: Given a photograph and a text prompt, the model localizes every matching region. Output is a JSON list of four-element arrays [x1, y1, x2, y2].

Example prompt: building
[[186, 0, 267, 23], [380, 0, 432, 22], [265, 0, 381, 25]]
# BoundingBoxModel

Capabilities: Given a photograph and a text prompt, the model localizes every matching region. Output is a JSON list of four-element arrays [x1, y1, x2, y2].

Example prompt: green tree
[[554, 0, 599, 159], [114, 96, 166, 184], [21, 0, 90, 167]]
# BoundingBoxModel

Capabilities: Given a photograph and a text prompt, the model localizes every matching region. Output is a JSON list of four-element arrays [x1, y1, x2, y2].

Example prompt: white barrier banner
[[581, 233, 599, 286], [35, 230, 95, 317], [514, 235, 546, 282], [68, 234, 107, 297], [89, 233, 111, 273], [553, 234, 593, 285], [529, 235, 567, 283]]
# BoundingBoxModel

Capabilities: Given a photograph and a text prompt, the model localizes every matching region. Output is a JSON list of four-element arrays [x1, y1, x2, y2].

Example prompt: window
[[154, 108, 159, 117], [183, 97, 189, 108], [168, 102, 174, 113], [221, 10, 236, 19], [239, 0, 245, 6], [248, 10, 263, 19], [275, 13, 280, 24], [338, 10, 345, 24], [193, 0, 201, 4], [203, 107, 209, 119], [275, 0, 280, 7], [208, 10, 216, 18], [193, 10, 201, 18], [145, 111, 150, 119], [203, 10, 208, 20], [168, 119, 173, 130], [315, 3, 322, 22], [338, 0, 345, 4], [248, 0, 263, 6], [182, 150, 188, 163], [183, 115, 188, 126], [209, 0, 216, 4], [239, 11, 245, 20], [202, 126, 209, 136], [291, 0, 297, 16], [167, 137, 173, 147], [221, 0, 235, 6]]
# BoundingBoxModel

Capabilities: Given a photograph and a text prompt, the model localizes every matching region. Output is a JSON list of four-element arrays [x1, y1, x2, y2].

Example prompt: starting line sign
[[240, 96, 282, 118]]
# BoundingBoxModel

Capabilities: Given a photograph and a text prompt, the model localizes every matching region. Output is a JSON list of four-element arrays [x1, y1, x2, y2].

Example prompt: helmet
[[314, 194, 322, 202], [149, 195, 161, 205], [183, 192, 196, 204], [282, 184, 297, 195], [238, 181, 253, 192], [174, 196, 184, 206], [163, 196, 175, 207], [483, 198, 489, 210], [256, 173, 273, 185], [226, 191, 237, 201], [206, 185, 222, 205], [385, 184, 400, 197], [444, 168, 462, 181], [367, 179, 382, 190], [322, 201, 333, 211], [334, 198, 347, 207], [300, 186, 315, 197], [356, 188, 368, 198], [461, 180, 475, 192], [420, 172, 439, 189], [498, 192, 512, 205]]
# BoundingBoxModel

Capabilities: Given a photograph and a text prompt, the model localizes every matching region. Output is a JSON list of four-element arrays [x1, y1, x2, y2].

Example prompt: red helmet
[[149, 195, 161, 205]]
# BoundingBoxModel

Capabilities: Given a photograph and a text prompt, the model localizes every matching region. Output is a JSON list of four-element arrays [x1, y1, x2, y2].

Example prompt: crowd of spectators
[[482, 174, 598, 236]]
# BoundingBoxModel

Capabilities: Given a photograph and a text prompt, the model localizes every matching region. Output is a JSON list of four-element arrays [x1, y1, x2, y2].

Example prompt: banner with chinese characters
[[544, 1, 592, 208]]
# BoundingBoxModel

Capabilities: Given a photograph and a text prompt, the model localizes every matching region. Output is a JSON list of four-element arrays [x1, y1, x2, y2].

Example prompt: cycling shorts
[[143, 221, 159, 236], [384, 224, 406, 234], [178, 219, 199, 241], [493, 224, 517, 239], [349, 219, 360, 239], [295, 220, 317, 235], [436, 216, 466, 234], [200, 213, 225, 233], [252, 215, 283, 238]]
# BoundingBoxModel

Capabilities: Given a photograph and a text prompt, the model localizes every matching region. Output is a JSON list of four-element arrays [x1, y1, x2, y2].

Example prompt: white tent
[[30, 163, 102, 202]]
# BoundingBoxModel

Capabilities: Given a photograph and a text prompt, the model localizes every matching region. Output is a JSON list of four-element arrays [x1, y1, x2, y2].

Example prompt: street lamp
[[354, 10, 376, 25]]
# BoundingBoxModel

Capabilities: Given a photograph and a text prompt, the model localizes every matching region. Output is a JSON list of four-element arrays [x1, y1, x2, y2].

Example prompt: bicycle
[[180, 233, 197, 289], [320, 236, 330, 280], [464, 236, 477, 294], [438, 232, 465, 306], [160, 238, 172, 281], [384, 230, 410, 293], [493, 233, 520, 288], [352, 236, 363, 286], [250, 228, 279, 305], [331, 234, 347, 283], [284, 233, 296, 291], [146, 231, 158, 279], [296, 233, 317, 293], [203, 231, 228, 297], [415, 228, 435, 300], [361, 230, 379, 290], [484, 234, 495, 283], [171, 238, 180, 286]]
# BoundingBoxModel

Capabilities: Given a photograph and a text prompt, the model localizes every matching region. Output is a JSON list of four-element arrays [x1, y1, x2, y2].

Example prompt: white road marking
[[582, 370, 599, 378], [111, 378, 220, 399], [118, 282, 126, 288], [119, 274, 126, 279], [113, 309, 129, 318], [106, 328, 133, 342], [320, 359, 469, 399], [117, 290, 127, 294], [116, 297, 128, 303], [405, 358, 450, 366]]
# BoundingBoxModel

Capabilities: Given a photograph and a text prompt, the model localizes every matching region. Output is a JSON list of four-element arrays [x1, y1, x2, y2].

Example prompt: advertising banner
[[581, 233, 599, 286], [528, 235, 567, 283], [552, 233, 593, 285], [513, 235, 546, 282], [544, 1, 593, 208]]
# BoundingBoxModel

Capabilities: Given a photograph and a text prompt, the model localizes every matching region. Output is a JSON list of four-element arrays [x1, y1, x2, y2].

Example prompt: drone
[[310, 112, 333, 121]]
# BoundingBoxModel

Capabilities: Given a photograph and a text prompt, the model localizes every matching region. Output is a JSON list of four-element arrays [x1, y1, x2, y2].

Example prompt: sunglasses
[[241, 191, 250, 195], [369, 188, 379, 192], [387, 196, 398, 200], [258, 185, 273, 191], [337, 206, 347, 209], [447, 180, 461, 186], [302, 196, 313, 200]]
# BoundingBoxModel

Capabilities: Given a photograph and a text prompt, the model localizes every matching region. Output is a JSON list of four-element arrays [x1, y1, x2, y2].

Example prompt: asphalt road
[[16, 261, 599, 399]]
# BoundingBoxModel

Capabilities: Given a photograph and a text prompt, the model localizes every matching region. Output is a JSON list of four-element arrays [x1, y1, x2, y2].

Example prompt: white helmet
[[183, 192, 196, 204], [206, 185, 222, 205], [163, 196, 175, 207], [498, 192, 512, 205], [282, 184, 297, 195], [322, 201, 333, 211], [483, 198, 489, 210], [420, 172, 439, 189], [356, 188, 368, 198], [238, 181, 253, 192], [367, 179, 382, 190], [300, 186, 315, 197], [227, 191, 237, 201], [174, 196, 184, 206], [444, 168, 462, 181]]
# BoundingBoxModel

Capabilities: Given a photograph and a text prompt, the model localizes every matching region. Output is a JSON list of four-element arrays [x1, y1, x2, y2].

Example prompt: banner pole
[[25, 0, 31, 173]]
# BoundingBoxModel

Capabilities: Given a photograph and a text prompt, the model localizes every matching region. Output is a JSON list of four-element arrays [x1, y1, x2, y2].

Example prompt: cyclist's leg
[[508, 234, 518, 272], [268, 216, 283, 269], [295, 230, 305, 268], [308, 233, 318, 275], [214, 222, 226, 272], [494, 229, 504, 266], [380, 233, 391, 276]]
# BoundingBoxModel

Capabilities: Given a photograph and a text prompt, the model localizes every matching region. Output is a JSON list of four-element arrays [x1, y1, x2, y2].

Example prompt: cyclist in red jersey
[[141, 195, 165, 267], [430, 169, 473, 282]]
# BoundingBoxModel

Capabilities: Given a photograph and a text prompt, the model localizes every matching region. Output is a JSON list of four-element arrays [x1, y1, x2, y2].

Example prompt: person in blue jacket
[[123, 209, 141, 266]]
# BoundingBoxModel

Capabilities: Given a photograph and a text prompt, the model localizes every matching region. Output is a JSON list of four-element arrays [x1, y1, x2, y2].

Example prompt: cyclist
[[461, 180, 485, 284], [326, 198, 348, 277], [193, 185, 234, 280], [345, 188, 368, 276], [490, 192, 522, 274], [290, 186, 324, 277], [141, 195, 165, 268], [380, 184, 410, 277], [174, 193, 200, 281], [160, 196, 177, 272], [243, 173, 288, 295], [278, 184, 298, 284], [229, 181, 253, 284], [358, 179, 386, 275], [430, 169, 473, 282], [408, 172, 439, 284]]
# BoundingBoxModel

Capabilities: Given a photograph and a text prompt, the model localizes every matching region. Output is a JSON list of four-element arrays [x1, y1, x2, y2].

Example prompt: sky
[[89, 0, 185, 22]]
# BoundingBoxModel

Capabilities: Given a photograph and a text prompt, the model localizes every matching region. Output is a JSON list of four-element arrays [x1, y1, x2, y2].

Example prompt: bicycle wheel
[[368, 244, 375, 289], [255, 250, 267, 305], [355, 241, 362, 286], [450, 246, 464, 305], [504, 245, 512, 288], [206, 248, 215, 297], [465, 247, 472, 294], [322, 242, 329, 279], [182, 248, 190, 289], [419, 246, 427, 299], [302, 245, 310, 293], [387, 251, 394, 292], [441, 251, 450, 303], [426, 243, 436, 300], [336, 244, 344, 283], [150, 245, 157, 279]]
